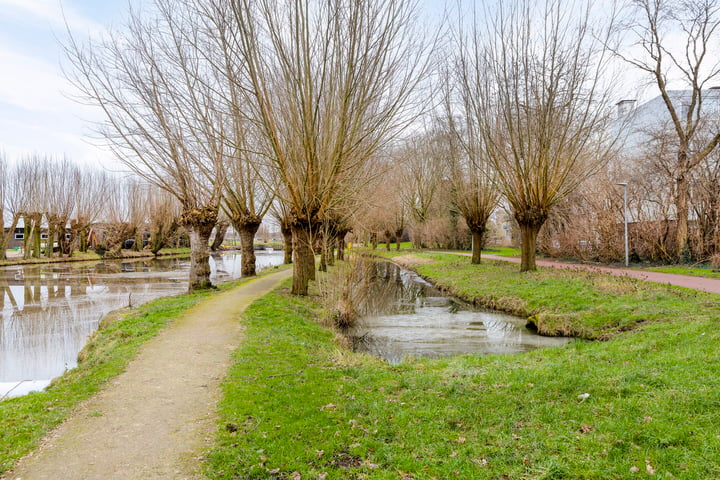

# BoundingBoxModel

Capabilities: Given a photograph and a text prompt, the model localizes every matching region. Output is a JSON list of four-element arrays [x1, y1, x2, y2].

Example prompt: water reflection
[[351, 262, 570, 364], [0, 251, 283, 398]]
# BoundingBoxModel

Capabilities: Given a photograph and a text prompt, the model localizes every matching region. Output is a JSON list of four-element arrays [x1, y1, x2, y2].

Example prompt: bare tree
[[618, 0, 720, 261], [399, 133, 448, 249], [216, 0, 434, 295], [14, 156, 46, 259], [0, 153, 12, 260], [271, 199, 294, 265], [146, 185, 182, 255], [69, 168, 110, 255], [461, 0, 619, 271], [65, 0, 225, 290], [220, 145, 274, 275], [43, 157, 78, 258]]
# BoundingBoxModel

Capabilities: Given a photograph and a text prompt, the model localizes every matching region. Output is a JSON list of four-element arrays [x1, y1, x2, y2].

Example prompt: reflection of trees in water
[[0, 253, 280, 386], [0, 258, 190, 383], [359, 261, 439, 316], [1, 303, 105, 380]]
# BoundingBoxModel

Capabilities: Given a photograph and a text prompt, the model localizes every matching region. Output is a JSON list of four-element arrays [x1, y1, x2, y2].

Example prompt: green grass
[[646, 264, 720, 279], [0, 270, 269, 476], [0, 247, 191, 266], [482, 246, 522, 257], [206, 256, 720, 479], [376, 252, 718, 340], [375, 241, 414, 250]]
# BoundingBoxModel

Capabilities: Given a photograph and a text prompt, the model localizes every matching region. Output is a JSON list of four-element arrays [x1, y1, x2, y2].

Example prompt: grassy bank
[[385, 252, 720, 340], [207, 254, 720, 479], [0, 272, 261, 476], [0, 247, 191, 267], [647, 265, 720, 280]]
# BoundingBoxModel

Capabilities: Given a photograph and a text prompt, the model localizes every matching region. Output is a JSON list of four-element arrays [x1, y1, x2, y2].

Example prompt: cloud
[[0, 0, 104, 34], [0, 47, 76, 113]]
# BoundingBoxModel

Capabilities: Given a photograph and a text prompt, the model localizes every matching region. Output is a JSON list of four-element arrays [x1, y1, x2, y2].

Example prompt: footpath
[[3, 268, 292, 480], [479, 253, 720, 295]]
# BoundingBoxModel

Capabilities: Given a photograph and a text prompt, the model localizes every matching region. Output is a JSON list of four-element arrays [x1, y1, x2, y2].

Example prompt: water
[[0, 251, 284, 398], [350, 261, 570, 364]]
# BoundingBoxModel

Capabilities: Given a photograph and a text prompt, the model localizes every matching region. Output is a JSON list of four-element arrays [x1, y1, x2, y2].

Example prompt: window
[[41, 233, 48, 240], [65, 233, 71, 240], [14, 233, 24, 240]]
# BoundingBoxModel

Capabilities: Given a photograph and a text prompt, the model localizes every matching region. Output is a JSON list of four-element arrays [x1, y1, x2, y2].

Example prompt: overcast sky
[[0, 0, 681, 171], [0, 0, 129, 167]]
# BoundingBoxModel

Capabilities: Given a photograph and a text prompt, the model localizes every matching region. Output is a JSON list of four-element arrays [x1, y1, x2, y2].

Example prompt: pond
[[0, 251, 284, 399], [350, 261, 570, 364]]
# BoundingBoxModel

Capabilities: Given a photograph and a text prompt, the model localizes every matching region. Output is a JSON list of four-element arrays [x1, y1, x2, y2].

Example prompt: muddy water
[[0, 251, 283, 398], [351, 262, 570, 364]]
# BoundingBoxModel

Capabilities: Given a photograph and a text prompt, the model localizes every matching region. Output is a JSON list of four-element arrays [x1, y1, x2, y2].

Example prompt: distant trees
[[66, 0, 225, 291], [619, 0, 720, 261], [399, 132, 449, 249], [454, 0, 619, 271], [0, 153, 12, 260], [218, 0, 433, 294]]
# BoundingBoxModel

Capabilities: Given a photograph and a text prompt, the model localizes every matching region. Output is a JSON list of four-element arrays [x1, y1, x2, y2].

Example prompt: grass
[[646, 264, 720, 279], [482, 246, 522, 257], [206, 254, 720, 479], [0, 247, 191, 266], [0, 271, 266, 476], [379, 251, 718, 340]]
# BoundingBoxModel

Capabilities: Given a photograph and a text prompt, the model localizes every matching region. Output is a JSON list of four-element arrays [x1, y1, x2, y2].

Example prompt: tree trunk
[[280, 218, 293, 264], [519, 222, 543, 272], [46, 219, 56, 258], [384, 230, 392, 251], [319, 238, 327, 273], [32, 217, 42, 258], [58, 218, 71, 256], [395, 228, 403, 250], [291, 222, 315, 295], [237, 220, 261, 277], [675, 169, 690, 262], [210, 221, 229, 252], [336, 232, 346, 261], [181, 206, 219, 292], [0, 214, 21, 260], [326, 238, 335, 267], [470, 229, 485, 265]]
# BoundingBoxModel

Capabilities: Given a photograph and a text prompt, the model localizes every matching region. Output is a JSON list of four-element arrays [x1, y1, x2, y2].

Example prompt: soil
[[2, 268, 292, 480]]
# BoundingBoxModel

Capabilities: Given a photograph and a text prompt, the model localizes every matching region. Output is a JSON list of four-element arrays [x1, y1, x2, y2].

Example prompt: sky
[[0, 0, 698, 171], [0, 0, 130, 167]]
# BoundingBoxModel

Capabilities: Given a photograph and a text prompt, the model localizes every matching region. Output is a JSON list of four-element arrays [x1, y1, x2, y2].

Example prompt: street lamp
[[616, 182, 629, 267]]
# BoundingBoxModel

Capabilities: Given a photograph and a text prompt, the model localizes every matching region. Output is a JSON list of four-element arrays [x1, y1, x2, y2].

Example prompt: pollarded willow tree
[[65, 0, 225, 290], [217, 0, 434, 295], [460, 0, 621, 271], [443, 112, 499, 264]]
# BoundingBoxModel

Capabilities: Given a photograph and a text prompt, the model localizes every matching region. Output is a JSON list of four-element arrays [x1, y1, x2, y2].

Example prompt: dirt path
[[474, 253, 720, 295], [4, 268, 292, 480]]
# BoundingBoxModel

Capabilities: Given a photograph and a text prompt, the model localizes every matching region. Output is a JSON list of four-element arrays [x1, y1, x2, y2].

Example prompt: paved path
[[477, 253, 720, 295], [4, 268, 292, 480]]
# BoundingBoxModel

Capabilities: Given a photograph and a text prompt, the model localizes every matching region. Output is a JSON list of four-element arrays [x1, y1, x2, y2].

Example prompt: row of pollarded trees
[[359, 0, 720, 269], [354, 0, 620, 271], [0, 154, 109, 260], [65, 0, 720, 296], [66, 0, 432, 293], [0, 154, 187, 260]]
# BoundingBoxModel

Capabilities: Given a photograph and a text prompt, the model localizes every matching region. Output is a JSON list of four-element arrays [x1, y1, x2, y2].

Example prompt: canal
[[0, 251, 283, 398]]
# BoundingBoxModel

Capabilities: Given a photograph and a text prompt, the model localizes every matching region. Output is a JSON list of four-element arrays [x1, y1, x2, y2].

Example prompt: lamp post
[[616, 182, 629, 267]]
